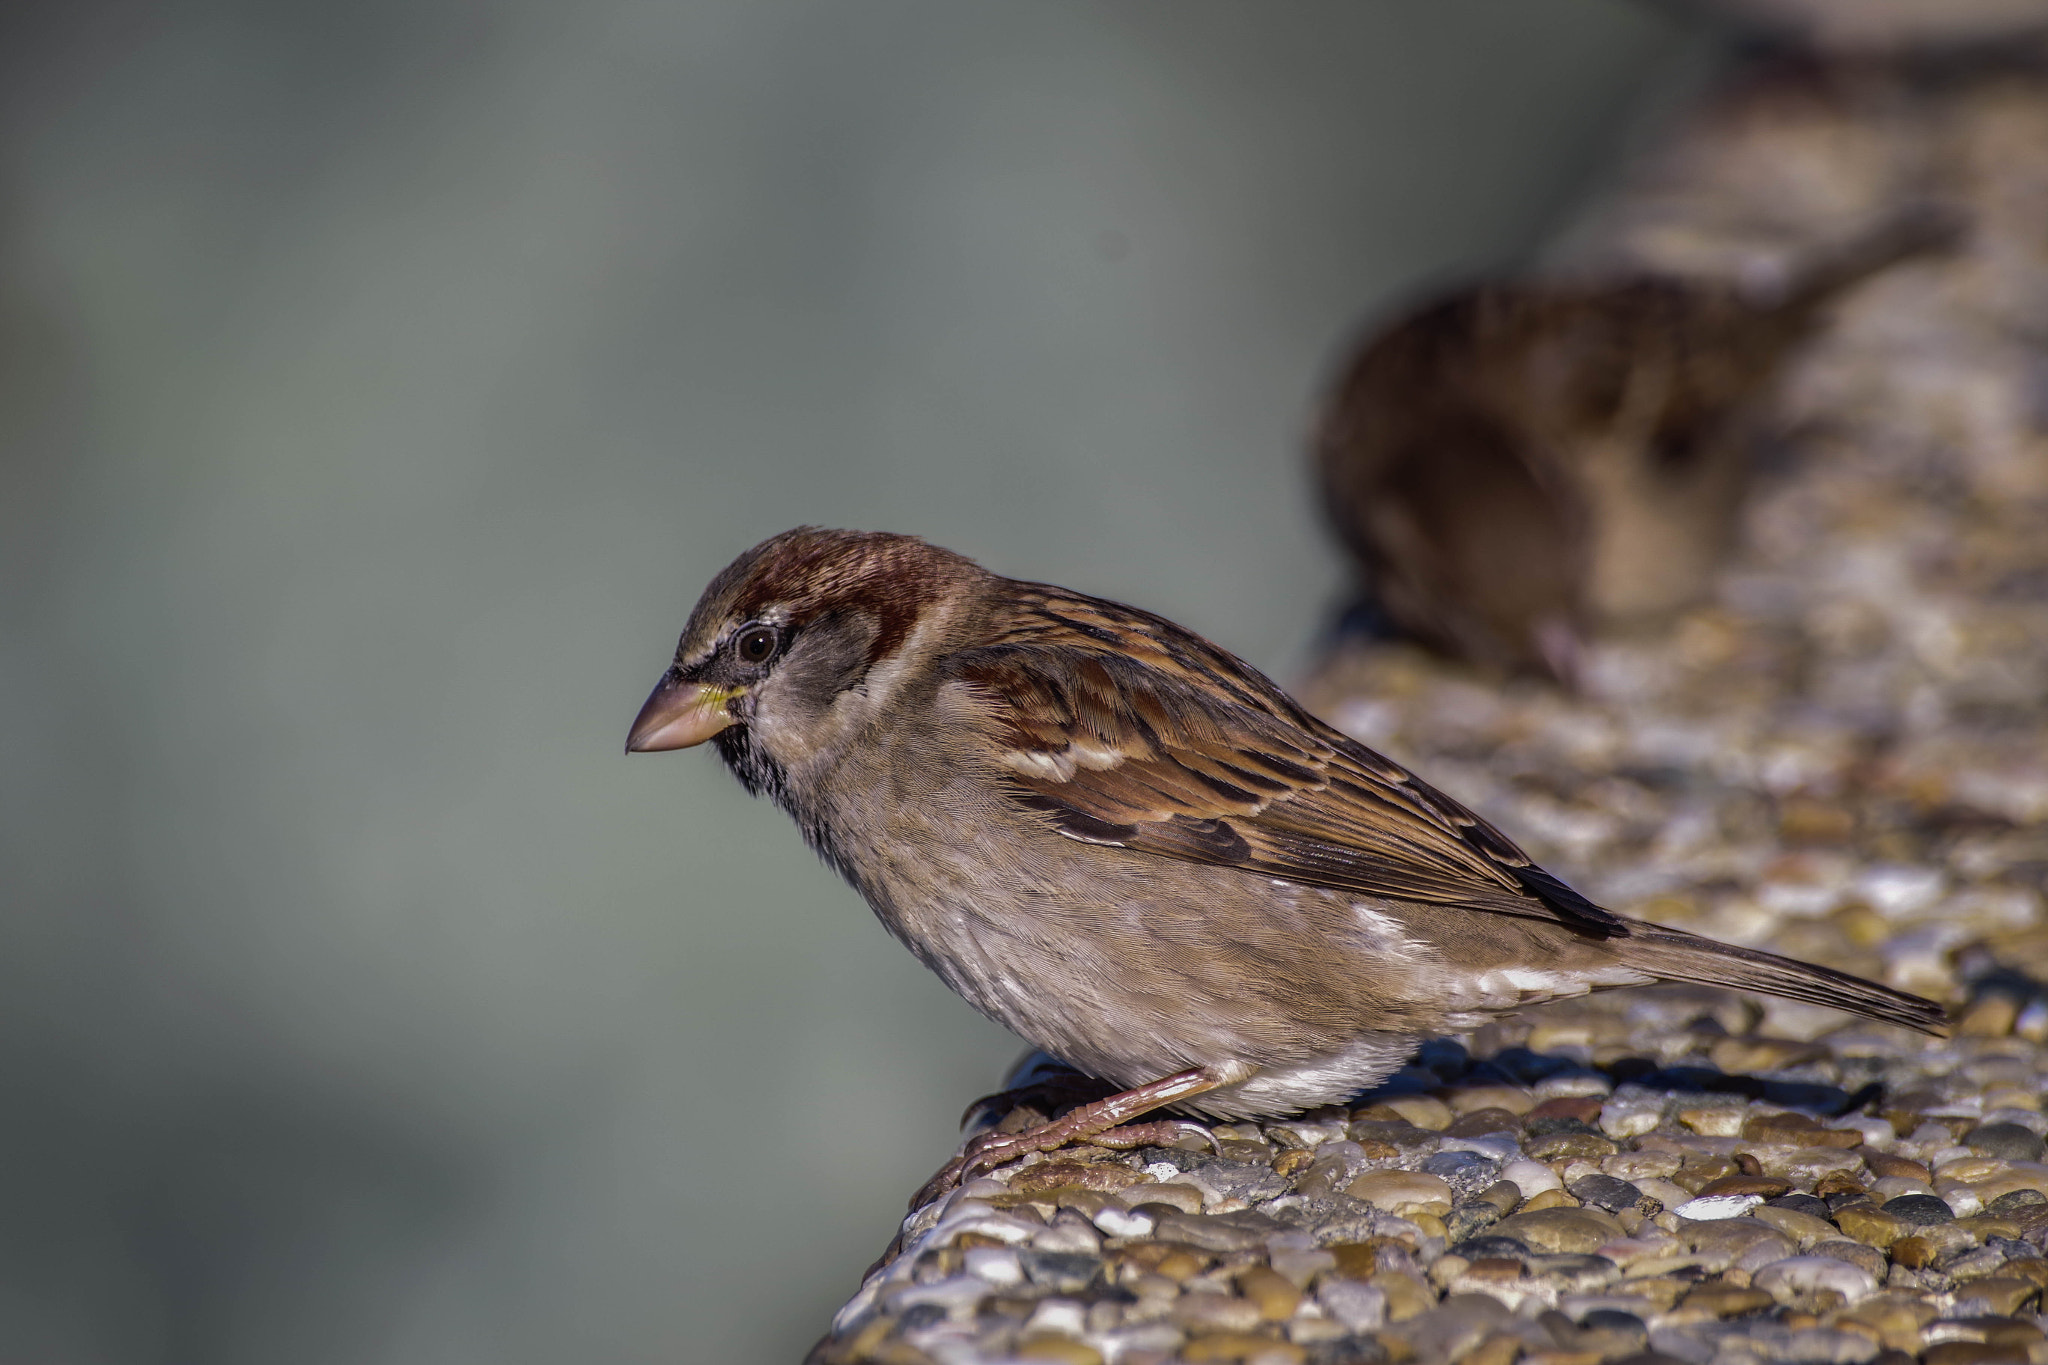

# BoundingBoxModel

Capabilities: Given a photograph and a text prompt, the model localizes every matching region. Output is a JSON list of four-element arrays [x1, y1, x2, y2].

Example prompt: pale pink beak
[[624, 674, 742, 753]]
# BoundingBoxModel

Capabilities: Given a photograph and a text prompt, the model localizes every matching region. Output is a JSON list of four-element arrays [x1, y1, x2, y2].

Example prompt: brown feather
[[953, 583, 1630, 936]]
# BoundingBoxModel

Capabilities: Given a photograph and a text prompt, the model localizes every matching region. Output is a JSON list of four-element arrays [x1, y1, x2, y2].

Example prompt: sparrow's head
[[625, 528, 981, 793]]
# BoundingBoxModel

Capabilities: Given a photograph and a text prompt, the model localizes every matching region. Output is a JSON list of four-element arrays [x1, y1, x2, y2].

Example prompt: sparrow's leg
[[910, 1065, 1229, 1211]]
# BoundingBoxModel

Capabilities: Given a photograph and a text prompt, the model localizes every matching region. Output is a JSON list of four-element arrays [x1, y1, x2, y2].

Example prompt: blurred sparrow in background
[[1313, 210, 1959, 683]]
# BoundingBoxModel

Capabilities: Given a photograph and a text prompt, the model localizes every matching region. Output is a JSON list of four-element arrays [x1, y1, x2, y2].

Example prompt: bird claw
[[1108, 1119, 1221, 1156], [909, 1127, 1030, 1211]]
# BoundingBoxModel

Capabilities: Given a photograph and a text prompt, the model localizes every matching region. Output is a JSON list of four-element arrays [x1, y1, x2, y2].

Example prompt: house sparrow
[[1313, 210, 1960, 682], [626, 529, 1943, 1201]]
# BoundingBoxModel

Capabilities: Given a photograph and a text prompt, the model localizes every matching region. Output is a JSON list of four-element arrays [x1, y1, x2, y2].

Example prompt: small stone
[[1951, 1277, 2039, 1315], [1808, 1239, 1887, 1280], [1150, 1211, 1282, 1254], [1696, 1174, 1794, 1199], [1601, 1095, 1666, 1139], [1460, 1334, 1525, 1365], [1526, 1096, 1605, 1126], [1491, 1206, 1626, 1254], [1388, 1293, 1510, 1359], [1636, 1178, 1692, 1214], [1766, 1193, 1831, 1219], [1179, 1331, 1303, 1363], [1445, 1107, 1521, 1138], [1921, 1344, 2028, 1365], [1752, 1255, 1879, 1305], [1535, 1071, 1613, 1101], [1527, 1132, 1620, 1161], [1323, 1243, 1383, 1281], [1687, 1220, 1794, 1272], [1674, 1194, 1765, 1221], [1443, 1202, 1504, 1244], [963, 1245, 1025, 1286], [1500, 1158, 1562, 1197], [1013, 1334, 1105, 1365], [1986, 1189, 2048, 1217], [1570, 1174, 1646, 1214], [1607, 1150, 1682, 1182], [1863, 1153, 1933, 1182], [1742, 1112, 1855, 1148], [1270, 1148, 1314, 1180], [1031, 1212, 1105, 1256], [2004, 1257, 2048, 1288], [1679, 1107, 1748, 1137], [1773, 1327, 1886, 1363], [1125, 1243, 1207, 1282], [1315, 1277, 1386, 1332], [1092, 1205, 1156, 1238], [1382, 1095, 1453, 1131], [1955, 994, 2021, 1037], [1182, 1156, 1291, 1205], [1521, 1188, 1574, 1213], [1888, 1235, 1942, 1270], [1940, 1156, 2013, 1185], [1421, 1148, 1503, 1196], [1750, 1204, 1835, 1248], [1371, 1270, 1433, 1322], [1882, 1194, 1955, 1226], [1814, 1171, 1871, 1199], [1470, 1179, 1523, 1215], [1680, 1284, 1776, 1317], [1021, 1248, 1103, 1292], [1964, 1123, 2046, 1161], [1345, 1170, 1453, 1216], [1446, 1085, 1536, 1116], [1268, 1247, 1335, 1289], [1713, 1036, 1828, 1074], [1170, 1292, 1264, 1333], [1235, 1267, 1303, 1321], [1134, 1182, 1205, 1215], [1830, 1206, 1907, 1252], [1014, 1161, 1152, 1195]]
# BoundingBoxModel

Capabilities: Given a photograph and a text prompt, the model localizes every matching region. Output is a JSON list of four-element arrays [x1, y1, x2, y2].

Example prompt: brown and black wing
[[951, 585, 1627, 937]]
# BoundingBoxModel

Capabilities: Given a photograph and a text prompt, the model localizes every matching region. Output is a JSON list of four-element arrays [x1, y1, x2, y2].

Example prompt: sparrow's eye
[[735, 625, 779, 664]]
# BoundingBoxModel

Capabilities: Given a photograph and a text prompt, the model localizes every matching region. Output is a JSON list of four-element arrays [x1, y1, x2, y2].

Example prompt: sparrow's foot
[[1086, 1119, 1220, 1154], [909, 1065, 1227, 1211], [959, 1067, 1118, 1135]]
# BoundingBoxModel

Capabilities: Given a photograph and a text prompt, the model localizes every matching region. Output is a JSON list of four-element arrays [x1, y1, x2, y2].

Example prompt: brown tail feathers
[[1620, 922, 1948, 1035]]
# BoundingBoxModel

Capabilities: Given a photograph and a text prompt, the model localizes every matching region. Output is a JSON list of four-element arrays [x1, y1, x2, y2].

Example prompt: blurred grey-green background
[[0, 3, 1706, 1360]]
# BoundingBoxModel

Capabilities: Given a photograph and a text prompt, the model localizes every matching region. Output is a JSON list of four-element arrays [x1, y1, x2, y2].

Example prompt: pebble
[[1500, 1158, 1562, 1197], [1489, 1206, 1626, 1254], [1688, 1220, 1795, 1273], [1882, 1195, 1956, 1227], [1752, 1254, 1880, 1304], [1569, 1174, 1645, 1214], [1679, 1107, 1748, 1138], [1965, 1123, 2047, 1162], [1379, 1095, 1452, 1131], [1750, 1204, 1835, 1248], [1315, 1279, 1386, 1333], [1673, 1193, 1765, 1221], [1810, 1239, 1888, 1281], [1345, 1170, 1453, 1216]]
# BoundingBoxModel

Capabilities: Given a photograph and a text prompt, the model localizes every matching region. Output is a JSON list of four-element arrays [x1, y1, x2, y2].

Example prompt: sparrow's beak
[[625, 674, 744, 753]]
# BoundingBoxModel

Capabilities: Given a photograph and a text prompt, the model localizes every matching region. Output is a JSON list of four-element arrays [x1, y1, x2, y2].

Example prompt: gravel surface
[[809, 40, 2048, 1365]]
